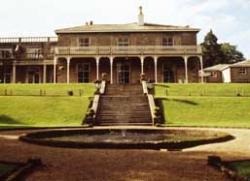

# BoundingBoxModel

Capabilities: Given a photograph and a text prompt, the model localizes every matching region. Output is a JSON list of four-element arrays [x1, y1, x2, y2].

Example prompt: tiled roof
[[230, 60, 250, 67], [55, 22, 200, 34], [203, 64, 230, 71]]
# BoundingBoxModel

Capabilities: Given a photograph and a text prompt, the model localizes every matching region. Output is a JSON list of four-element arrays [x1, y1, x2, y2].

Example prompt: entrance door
[[27, 67, 40, 83], [117, 63, 130, 84], [163, 64, 174, 83], [78, 63, 90, 83]]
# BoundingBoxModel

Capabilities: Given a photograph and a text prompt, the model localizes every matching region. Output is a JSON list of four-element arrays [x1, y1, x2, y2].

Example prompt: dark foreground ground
[[0, 129, 238, 181]]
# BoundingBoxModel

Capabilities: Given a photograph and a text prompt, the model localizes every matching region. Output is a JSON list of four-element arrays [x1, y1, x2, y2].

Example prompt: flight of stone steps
[[96, 84, 152, 126]]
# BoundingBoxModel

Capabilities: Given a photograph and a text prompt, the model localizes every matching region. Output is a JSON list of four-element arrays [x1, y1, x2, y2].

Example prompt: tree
[[221, 43, 245, 64], [201, 30, 245, 67], [201, 30, 224, 67]]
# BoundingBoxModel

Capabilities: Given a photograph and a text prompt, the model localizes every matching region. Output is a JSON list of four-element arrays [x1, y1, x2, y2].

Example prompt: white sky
[[0, 0, 249, 58]]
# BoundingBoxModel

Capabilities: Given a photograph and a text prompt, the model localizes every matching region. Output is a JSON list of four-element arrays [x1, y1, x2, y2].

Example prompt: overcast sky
[[0, 0, 249, 58]]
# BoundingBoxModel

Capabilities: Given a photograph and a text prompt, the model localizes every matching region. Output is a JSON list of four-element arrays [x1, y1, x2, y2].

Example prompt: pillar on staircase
[[140, 56, 144, 74]]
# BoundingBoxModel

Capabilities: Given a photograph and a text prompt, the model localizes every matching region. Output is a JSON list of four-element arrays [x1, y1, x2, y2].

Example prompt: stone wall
[[57, 32, 197, 47]]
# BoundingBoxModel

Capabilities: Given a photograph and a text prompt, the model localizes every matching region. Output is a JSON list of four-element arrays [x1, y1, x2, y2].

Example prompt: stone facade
[[0, 8, 204, 84]]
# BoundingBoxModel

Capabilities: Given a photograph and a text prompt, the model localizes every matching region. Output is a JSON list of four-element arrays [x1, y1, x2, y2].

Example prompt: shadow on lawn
[[0, 115, 21, 125], [157, 97, 198, 106]]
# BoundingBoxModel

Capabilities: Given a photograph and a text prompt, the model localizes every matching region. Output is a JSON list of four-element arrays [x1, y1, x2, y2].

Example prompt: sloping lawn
[[159, 96, 250, 127], [0, 96, 90, 127], [0, 83, 95, 96], [155, 83, 250, 128], [0, 84, 95, 127], [154, 83, 250, 97]]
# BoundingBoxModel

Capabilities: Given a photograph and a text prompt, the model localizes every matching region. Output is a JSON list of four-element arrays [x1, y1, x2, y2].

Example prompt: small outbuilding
[[203, 64, 231, 83], [230, 60, 250, 83]]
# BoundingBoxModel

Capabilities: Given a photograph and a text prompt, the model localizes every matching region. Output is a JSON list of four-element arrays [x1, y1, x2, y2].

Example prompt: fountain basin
[[20, 128, 234, 150]]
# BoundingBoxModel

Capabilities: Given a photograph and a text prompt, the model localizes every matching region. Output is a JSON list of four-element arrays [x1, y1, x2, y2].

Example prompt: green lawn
[[227, 161, 250, 178], [0, 83, 95, 96], [0, 84, 95, 127], [154, 83, 250, 97], [154, 84, 250, 128]]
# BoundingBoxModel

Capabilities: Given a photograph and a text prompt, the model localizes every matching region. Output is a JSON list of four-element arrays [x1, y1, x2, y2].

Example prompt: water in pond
[[44, 130, 219, 144]]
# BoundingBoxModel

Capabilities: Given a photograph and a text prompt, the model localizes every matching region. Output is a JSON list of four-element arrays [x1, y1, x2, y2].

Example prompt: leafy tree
[[201, 30, 224, 67], [221, 43, 245, 63], [201, 30, 245, 67]]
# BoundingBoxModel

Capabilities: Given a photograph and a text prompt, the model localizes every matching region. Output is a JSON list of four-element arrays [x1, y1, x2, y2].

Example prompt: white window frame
[[77, 63, 90, 83], [78, 37, 91, 47], [239, 67, 247, 75], [211, 71, 218, 78], [162, 36, 174, 46], [26, 48, 43, 59], [117, 37, 129, 46]]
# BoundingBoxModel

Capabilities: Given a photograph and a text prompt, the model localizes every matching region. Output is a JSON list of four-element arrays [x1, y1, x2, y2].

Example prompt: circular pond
[[20, 128, 234, 150]]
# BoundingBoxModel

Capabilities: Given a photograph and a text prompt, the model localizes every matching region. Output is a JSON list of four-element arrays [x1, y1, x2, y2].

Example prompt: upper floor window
[[117, 37, 129, 46], [162, 37, 173, 46], [0, 49, 12, 59], [26, 48, 43, 59], [239, 67, 247, 75], [79, 38, 90, 47]]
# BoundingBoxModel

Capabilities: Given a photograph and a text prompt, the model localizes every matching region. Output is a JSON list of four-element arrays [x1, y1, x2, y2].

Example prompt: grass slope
[[0, 96, 90, 127], [158, 96, 250, 127], [0, 84, 95, 127], [155, 83, 250, 97], [0, 83, 95, 96], [154, 84, 250, 128]]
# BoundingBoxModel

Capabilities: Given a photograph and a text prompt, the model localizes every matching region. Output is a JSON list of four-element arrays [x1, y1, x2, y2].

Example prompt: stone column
[[140, 56, 144, 74], [96, 57, 100, 80], [12, 63, 16, 83], [184, 56, 188, 84], [43, 64, 47, 84], [66, 57, 71, 84], [53, 57, 57, 84], [154, 56, 158, 83], [199, 56, 204, 83], [110, 56, 113, 84]]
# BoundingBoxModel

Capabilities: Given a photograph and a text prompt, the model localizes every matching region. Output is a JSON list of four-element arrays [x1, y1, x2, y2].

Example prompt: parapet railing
[[86, 81, 106, 125], [142, 80, 157, 125], [55, 45, 202, 56], [0, 37, 58, 43]]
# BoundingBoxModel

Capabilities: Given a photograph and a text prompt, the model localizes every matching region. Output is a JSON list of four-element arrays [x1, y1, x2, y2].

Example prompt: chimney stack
[[138, 6, 144, 26]]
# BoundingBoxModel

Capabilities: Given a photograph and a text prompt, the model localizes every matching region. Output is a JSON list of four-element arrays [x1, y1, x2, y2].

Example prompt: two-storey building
[[0, 7, 204, 84]]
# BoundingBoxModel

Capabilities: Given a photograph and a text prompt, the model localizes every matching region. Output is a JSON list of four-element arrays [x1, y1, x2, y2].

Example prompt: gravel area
[[0, 127, 248, 181]]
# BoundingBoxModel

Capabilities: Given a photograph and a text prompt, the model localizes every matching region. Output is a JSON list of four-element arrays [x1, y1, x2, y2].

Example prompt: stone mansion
[[0, 7, 204, 84]]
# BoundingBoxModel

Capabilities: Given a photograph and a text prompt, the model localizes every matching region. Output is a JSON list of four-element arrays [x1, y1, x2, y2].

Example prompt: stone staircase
[[96, 84, 152, 126]]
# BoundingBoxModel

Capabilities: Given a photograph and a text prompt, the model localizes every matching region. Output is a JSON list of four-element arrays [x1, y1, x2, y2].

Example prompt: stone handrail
[[55, 45, 202, 56], [148, 94, 157, 125], [142, 81, 148, 95], [99, 81, 106, 94], [90, 95, 100, 119]]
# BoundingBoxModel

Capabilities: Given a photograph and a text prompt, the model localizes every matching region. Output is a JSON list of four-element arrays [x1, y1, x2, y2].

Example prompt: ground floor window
[[78, 63, 90, 83], [163, 64, 174, 83], [0, 66, 12, 83], [117, 63, 130, 84], [27, 67, 40, 83]]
